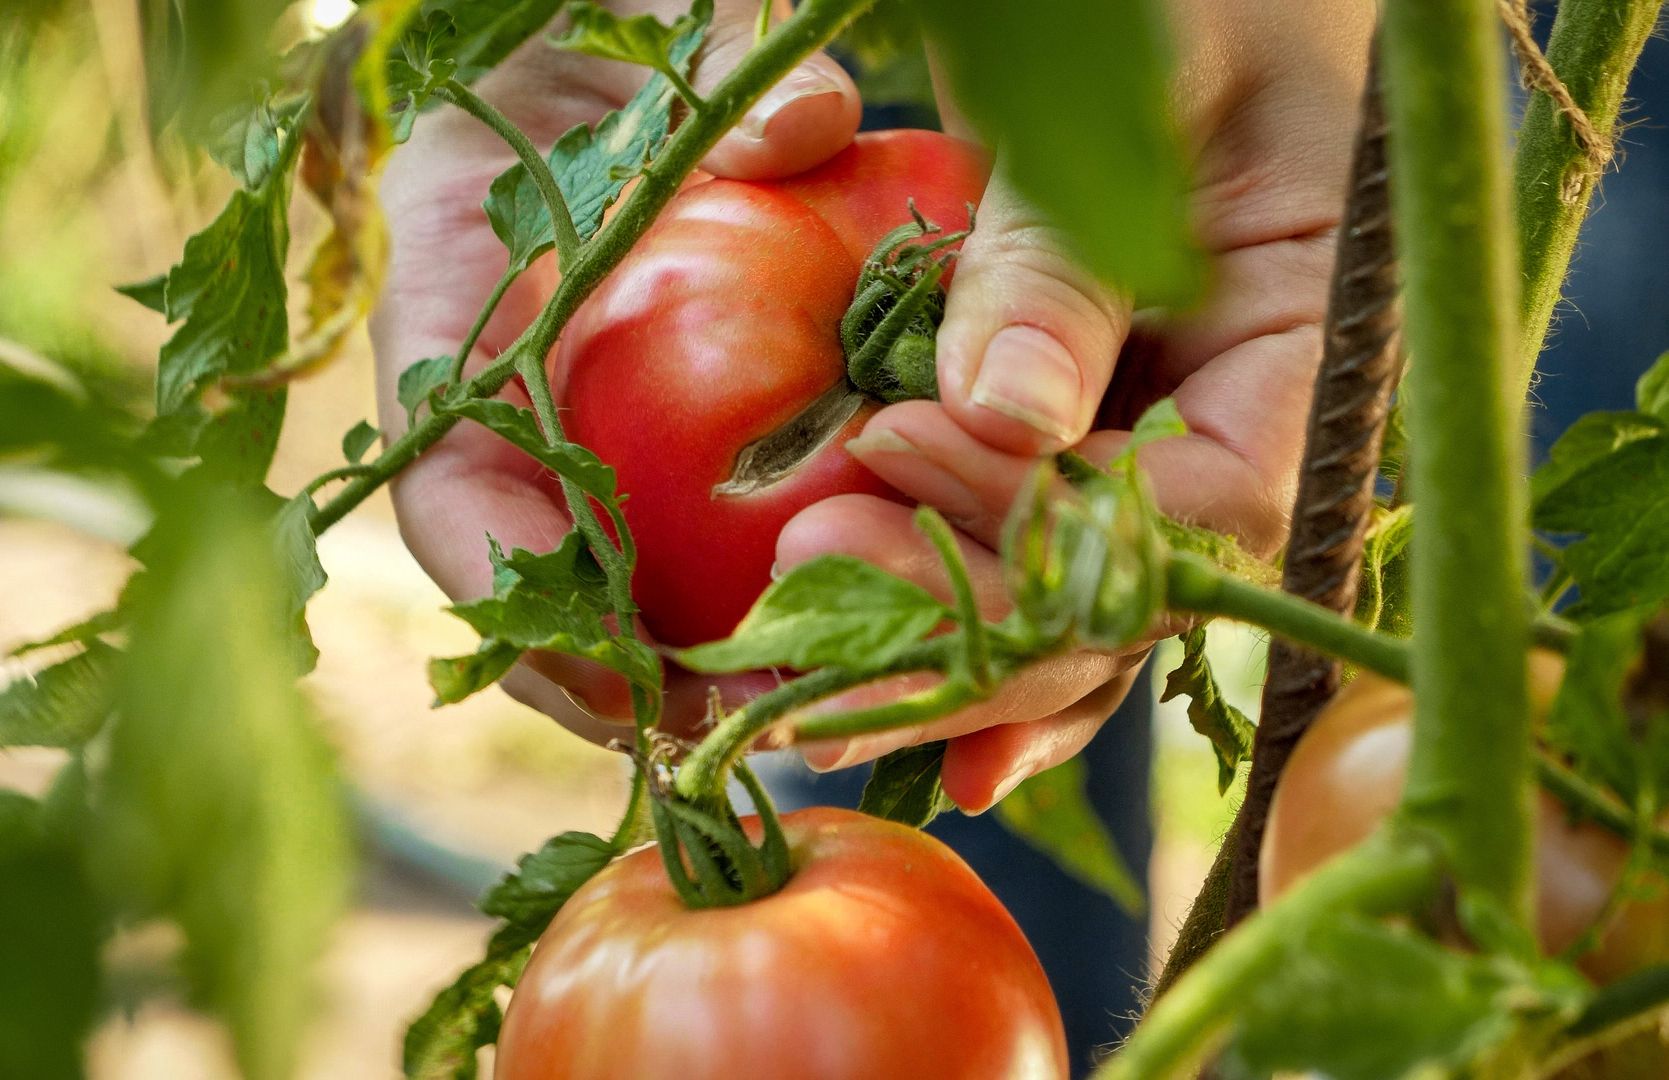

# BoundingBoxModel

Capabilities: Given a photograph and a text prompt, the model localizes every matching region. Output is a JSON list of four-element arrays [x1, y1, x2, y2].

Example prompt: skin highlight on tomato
[[1259, 655, 1669, 983], [495, 807, 1068, 1080], [552, 131, 988, 647]]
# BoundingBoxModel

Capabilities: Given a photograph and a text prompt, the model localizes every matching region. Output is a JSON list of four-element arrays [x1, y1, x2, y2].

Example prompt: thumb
[[695, 0, 861, 178], [936, 168, 1131, 455]]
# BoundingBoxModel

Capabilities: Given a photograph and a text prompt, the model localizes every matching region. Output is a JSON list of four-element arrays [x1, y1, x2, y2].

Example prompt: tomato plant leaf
[[398, 355, 454, 424], [137, 98, 301, 484], [1634, 351, 1669, 423], [860, 742, 956, 827], [342, 419, 380, 463], [8, 610, 122, 659], [679, 555, 948, 674], [484, 1, 708, 263], [140, 0, 291, 134], [994, 757, 1145, 915], [387, 0, 566, 140], [0, 643, 117, 750], [551, 1, 704, 74], [1160, 625, 1256, 794], [479, 831, 615, 949], [403, 944, 528, 1080], [920, 0, 1200, 304], [1549, 609, 1669, 809], [433, 534, 659, 703], [96, 493, 352, 1080], [439, 397, 619, 501], [1126, 397, 1188, 455], [1534, 412, 1669, 617], [1220, 915, 1568, 1080], [1355, 503, 1414, 636], [0, 791, 103, 1080]]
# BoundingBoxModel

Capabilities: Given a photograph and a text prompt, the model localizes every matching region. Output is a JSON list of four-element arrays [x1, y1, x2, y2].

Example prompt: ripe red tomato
[[552, 131, 988, 646], [495, 807, 1067, 1080], [1260, 656, 1669, 982]]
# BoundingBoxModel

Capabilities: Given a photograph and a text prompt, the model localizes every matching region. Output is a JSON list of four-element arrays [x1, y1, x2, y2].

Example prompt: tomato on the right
[[1259, 655, 1669, 983]]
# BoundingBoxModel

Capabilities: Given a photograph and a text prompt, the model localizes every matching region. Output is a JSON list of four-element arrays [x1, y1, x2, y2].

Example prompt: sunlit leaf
[[1160, 626, 1256, 794], [342, 419, 380, 463], [432, 534, 658, 703], [680, 555, 947, 673], [1355, 504, 1414, 636], [484, 0, 708, 261]]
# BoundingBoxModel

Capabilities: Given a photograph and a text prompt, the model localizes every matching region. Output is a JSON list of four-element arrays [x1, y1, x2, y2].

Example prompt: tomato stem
[[916, 507, 993, 688], [449, 264, 517, 386], [1381, 0, 1533, 918], [1513, 0, 1665, 387], [432, 80, 582, 271]]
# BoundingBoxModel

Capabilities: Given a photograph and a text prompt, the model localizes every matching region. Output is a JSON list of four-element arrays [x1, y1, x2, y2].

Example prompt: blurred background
[[1, 0, 1663, 1076]]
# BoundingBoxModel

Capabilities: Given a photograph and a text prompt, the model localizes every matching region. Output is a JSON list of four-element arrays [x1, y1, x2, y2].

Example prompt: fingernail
[[800, 740, 848, 772], [740, 69, 844, 140], [846, 427, 984, 524], [969, 325, 1081, 444], [970, 764, 1033, 815]]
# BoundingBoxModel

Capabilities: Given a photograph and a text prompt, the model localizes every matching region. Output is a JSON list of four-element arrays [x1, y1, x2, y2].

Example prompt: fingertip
[[702, 61, 861, 179]]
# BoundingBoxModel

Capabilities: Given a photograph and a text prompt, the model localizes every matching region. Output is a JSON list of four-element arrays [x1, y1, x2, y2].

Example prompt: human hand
[[787, 1, 1379, 810], [370, 0, 862, 741]]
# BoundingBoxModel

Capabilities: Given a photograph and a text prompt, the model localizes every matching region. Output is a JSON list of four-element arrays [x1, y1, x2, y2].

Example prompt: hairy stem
[[1514, 0, 1665, 387], [1165, 555, 1410, 684], [1223, 45, 1402, 928], [450, 266, 516, 385], [308, 0, 880, 535], [433, 80, 582, 270], [1382, 0, 1532, 916], [1094, 832, 1440, 1080]]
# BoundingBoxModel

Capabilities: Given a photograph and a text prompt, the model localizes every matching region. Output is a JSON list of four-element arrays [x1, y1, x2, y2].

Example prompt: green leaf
[[342, 419, 379, 463], [1126, 398, 1188, 455], [994, 757, 1145, 915], [1355, 503, 1415, 636], [920, 0, 1199, 304], [397, 355, 454, 424], [0, 793, 103, 1080], [1534, 413, 1669, 616], [403, 938, 527, 1080], [404, 830, 614, 1079], [478, 831, 614, 949], [8, 609, 122, 658], [439, 397, 619, 501], [859, 742, 956, 827], [139, 98, 303, 484], [433, 534, 658, 703], [1160, 626, 1256, 794], [1548, 609, 1669, 808], [680, 555, 948, 673], [96, 493, 353, 1080], [552, 1, 702, 73], [1221, 915, 1573, 1080], [1635, 351, 1669, 422], [0, 643, 117, 749], [484, 1, 708, 259], [388, 0, 566, 139], [117, 273, 169, 314]]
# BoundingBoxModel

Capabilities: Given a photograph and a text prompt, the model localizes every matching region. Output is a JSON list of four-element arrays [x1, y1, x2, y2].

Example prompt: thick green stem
[[1381, 1, 1532, 917], [433, 80, 582, 270], [1165, 554, 1411, 684], [1514, 0, 1665, 388], [307, 0, 879, 535], [1094, 832, 1441, 1080]]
